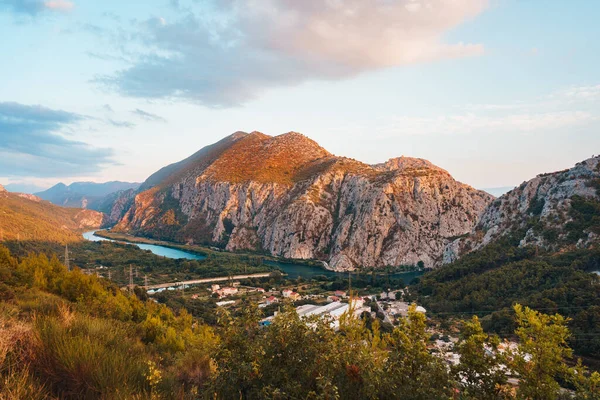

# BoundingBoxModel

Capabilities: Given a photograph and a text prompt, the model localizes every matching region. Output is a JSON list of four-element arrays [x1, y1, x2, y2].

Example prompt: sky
[[1, 0, 599, 194]]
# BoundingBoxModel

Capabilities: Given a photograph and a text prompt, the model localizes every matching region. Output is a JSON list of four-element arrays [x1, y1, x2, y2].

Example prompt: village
[[142, 273, 527, 374]]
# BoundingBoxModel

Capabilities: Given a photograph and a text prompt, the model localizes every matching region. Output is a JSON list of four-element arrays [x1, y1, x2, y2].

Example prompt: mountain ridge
[[115, 131, 493, 270], [0, 188, 104, 243], [444, 155, 600, 263], [35, 181, 141, 212]]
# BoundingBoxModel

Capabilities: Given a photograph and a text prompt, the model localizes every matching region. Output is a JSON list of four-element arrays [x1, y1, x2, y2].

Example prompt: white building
[[295, 300, 370, 330]]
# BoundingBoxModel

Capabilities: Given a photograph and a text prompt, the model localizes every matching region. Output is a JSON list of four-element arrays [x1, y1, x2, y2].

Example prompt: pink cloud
[[43, 0, 74, 12]]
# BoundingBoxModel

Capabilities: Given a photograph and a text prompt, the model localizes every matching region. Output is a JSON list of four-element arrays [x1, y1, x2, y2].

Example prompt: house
[[266, 296, 279, 305], [327, 295, 340, 303], [334, 290, 347, 298], [282, 289, 293, 298], [256, 288, 265, 293], [211, 284, 220, 292], [216, 300, 235, 307], [216, 287, 238, 297], [289, 292, 301, 301]]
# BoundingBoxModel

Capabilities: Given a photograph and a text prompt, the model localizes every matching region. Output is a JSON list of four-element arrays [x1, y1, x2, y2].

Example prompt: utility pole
[[135, 267, 139, 279], [108, 270, 112, 280], [129, 265, 133, 293], [64, 244, 70, 271], [144, 274, 148, 290]]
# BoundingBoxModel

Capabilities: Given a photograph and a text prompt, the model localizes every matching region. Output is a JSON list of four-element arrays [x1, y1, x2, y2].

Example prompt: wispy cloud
[[382, 111, 597, 136], [106, 118, 135, 129], [552, 84, 600, 102], [0, 0, 73, 15], [131, 108, 166, 123], [0, 102, 115, 177], [101, 0, 487, 107]]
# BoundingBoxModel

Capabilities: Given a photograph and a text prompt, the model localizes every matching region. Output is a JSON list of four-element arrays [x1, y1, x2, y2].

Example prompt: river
[[83, 231, 423, 283]]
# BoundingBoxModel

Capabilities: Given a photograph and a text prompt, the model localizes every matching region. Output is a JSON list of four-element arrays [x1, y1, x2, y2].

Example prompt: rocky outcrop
[[0, 184, 6, 193], [115, 132, 493, 270], [73, 209, 105, 230], [97, 189, 136, 226], [16, 193, 42, 202], [444, 156, 600, 263]]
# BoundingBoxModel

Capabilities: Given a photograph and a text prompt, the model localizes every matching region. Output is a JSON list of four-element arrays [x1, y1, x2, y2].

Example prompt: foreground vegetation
[[1, 245, 599, 399]]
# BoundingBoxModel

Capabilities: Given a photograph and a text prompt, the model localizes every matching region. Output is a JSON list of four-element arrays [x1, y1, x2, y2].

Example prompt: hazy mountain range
[[35, 181, 140, 211]]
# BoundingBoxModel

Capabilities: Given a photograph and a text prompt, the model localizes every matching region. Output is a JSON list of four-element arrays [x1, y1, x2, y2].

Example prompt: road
[[144, 272, 274, 290], [371, 295, 393, 325]]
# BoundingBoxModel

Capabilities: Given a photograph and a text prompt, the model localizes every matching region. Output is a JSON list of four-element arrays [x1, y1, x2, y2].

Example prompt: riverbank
[[94, 229, 329, 268], [88, 230, 424, 282]]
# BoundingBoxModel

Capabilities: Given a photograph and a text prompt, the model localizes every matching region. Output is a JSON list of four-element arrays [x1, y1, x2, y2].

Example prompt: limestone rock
[[115, 132, 493, 270], [444, 156, 600, 262]]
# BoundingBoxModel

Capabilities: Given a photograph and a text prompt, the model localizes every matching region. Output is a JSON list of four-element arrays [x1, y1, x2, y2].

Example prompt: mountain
[[114, 131, 492, 270], [3, 182, 48, 194], [0, 184, 103, 243], [95, 188, 137, 226], [35, 181, 140, 211], [444, 156, 600, 263]]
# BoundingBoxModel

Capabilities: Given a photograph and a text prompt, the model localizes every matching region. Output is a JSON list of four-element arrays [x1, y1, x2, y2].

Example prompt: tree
[[512, 304, 572, 400], [453, 316, 509, 399], [381, 305, 451, 399]]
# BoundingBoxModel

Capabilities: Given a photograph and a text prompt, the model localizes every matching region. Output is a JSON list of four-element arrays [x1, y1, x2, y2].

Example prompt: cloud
[[0, 0, 73, 15], [106, 118, 135, 129], [0, 102, 115, 178], [131, 108, 166, 123], [43, 0, 72, 11], [554, 84, 600, 102], [102, 0, 487, 107], [379, 110, 597, 137]]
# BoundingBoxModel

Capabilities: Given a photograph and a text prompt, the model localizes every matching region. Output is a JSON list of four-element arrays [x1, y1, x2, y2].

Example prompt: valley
[[1, 136, 599, 399]]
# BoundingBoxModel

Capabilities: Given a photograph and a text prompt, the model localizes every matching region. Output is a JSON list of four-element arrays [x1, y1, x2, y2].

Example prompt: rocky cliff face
[[115, 132, 493, 270], [444, 156, 600, 263], [96, 189, 136, 227]]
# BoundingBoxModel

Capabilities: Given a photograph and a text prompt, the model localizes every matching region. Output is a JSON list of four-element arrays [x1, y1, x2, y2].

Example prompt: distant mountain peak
[[35, 181, 140, 210]]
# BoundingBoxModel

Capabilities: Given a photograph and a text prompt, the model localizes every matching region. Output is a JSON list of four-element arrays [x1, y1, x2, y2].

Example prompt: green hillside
[[0, 187, 103, 244]]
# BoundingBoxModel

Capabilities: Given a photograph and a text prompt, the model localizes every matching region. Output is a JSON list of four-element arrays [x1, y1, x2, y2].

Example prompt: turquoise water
[[83, 231, 423, 283], [82, 231, 206, 260]]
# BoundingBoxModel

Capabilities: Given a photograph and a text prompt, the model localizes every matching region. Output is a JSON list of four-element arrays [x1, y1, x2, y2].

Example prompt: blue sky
[[1, 0, 599, 193]]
